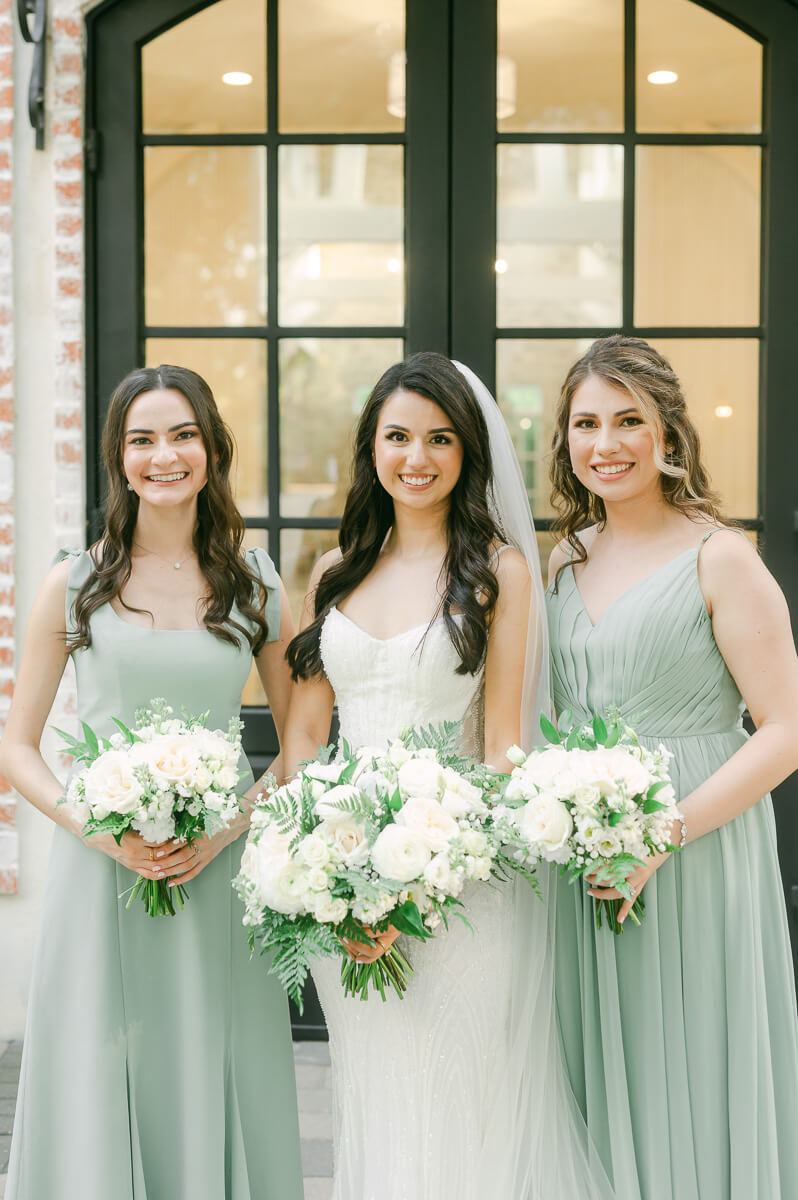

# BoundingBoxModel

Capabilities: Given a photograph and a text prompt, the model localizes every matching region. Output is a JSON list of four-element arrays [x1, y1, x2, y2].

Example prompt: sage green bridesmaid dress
[[6, 548, 303, 1200], [547, 530, 798, 1200]]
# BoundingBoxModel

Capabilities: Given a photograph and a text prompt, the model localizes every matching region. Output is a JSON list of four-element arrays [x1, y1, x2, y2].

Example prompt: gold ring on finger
[[148, 848, 155, 861]]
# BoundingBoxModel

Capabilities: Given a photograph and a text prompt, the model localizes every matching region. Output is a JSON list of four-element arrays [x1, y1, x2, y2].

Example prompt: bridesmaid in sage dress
[[546, 336, 798, 1200], [0, 366, 303, 1199]]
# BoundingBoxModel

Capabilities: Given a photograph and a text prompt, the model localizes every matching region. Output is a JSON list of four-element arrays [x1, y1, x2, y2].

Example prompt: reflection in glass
[[498, 0, 623, 133], [651, 339, 758, 518], [280, 338, 403, 524], [280, 0, 404, 133], [496, 339, 592, 520], [145, 339, 268, 517], [497, 144, 623, 328], [142, 0, 266, 135], [145, 147, 266, 327], [637, 0, 762, 134], [279, 146, 404, 327], [635, 147, 760, 327], [281, 528, 341, 633]]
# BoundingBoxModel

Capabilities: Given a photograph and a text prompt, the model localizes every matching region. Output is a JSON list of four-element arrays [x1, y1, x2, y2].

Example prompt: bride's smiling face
[[374, 389, 464, 510]]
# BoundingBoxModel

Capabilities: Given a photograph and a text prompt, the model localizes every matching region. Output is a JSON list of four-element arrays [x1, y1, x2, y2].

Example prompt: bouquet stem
[[340, 943, 414, 1002], [595, 894, 645, 935], [123, 875, 190, 918]]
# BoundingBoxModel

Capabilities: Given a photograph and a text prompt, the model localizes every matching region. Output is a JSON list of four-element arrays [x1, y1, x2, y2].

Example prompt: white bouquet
[[235, 723, 505, 1009], [493, 714, 680, 933], [57, 699, 243, 916]]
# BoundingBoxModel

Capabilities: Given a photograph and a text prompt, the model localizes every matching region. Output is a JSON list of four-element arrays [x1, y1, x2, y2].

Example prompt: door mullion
[[449, 0, 497, 385], [405, 0, 451, 355]]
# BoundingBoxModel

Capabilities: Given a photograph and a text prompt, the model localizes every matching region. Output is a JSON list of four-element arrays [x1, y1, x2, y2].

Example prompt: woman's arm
[[0, 561, 178, 882], [590, 530, 798, 921], [483, 548, 533, 771], [680, 530, 798, 838], [280, 550, 339, 779]]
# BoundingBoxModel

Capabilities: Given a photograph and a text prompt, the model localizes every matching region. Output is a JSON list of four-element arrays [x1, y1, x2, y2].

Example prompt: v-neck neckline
[[567, 544, 701, 631]]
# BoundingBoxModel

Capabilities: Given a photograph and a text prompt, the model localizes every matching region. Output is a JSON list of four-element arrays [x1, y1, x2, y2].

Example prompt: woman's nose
[[404, 439, 428, 467], [594, 425, 620, 454], [151, 439, 177, 464]]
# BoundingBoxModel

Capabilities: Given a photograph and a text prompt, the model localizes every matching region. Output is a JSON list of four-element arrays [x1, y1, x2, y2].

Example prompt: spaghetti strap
[[699, 525, 753, 547], [488, 543, 511, 565]]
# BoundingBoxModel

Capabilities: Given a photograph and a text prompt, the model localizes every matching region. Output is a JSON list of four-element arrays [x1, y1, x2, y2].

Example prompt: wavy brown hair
[[287, 352, 504, 680], [550, 335, 724, 589], [70, 365, 269, 652]]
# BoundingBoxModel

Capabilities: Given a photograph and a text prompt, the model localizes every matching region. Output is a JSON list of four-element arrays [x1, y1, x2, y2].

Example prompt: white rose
[[299, 833, 332, 868], [313, 892, 348, 924], [394, 797, 459, 852], [307, 867, 331, 893], [440, 769, 487, 815], [423, 853, 456, 893], [397, 758, 445, 800], [192, 764, 212, 793], [213, 765, 239, 792], [202, 789, 226, 813], [591, 747, 651, 799], [505, 744, 527, 767], [518, 792, 573, 862], [252, 847, 310, 915], [460, 829, 489, 856], [521, 745, 571, 788], [470, 855, 493, 881], [83, 751, 144, 819], [317, 815, 370, 867], [387, 741, 411, 767], [130, 735, 199, 789], [304, 761, 345, 785], [314, 783, 361, 821], [503, 776, 528, 804], [371, 825, 431, 883]]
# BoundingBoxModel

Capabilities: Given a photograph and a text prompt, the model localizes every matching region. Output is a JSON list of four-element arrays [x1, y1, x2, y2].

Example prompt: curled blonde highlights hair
[[550, 335, 724, 588]]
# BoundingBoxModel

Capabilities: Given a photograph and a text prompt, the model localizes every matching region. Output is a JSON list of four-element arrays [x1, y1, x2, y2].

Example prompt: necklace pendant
[[174, 561, 181, 570]]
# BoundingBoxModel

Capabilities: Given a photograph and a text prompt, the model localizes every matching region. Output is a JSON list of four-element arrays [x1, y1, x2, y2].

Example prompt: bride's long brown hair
[[69, 365, 269, 652], [550, 336, 724, 589]]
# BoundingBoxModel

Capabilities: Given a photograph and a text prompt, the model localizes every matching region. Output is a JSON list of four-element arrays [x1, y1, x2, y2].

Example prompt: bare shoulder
[[547, 526, 595, 580], [493, 544, 530, 584], [308, 546, 343, 592], [697, 526, 783, 615], [29, 557, 73, 634], [698, 527, 762, 578]]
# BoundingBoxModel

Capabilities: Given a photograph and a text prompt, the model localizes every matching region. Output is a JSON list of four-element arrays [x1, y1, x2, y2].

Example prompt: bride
[[284, 352, 612, 1199]]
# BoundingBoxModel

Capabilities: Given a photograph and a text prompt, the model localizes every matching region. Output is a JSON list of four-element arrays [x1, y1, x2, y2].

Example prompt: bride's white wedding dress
[[313, 605, 536, 1200]]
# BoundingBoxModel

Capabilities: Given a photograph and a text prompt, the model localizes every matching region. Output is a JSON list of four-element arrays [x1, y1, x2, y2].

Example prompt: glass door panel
[[636, 0, 762, 134], [141, 0, 267, 134], [279, 0, 405, 133], [498, 0, 624, 133]]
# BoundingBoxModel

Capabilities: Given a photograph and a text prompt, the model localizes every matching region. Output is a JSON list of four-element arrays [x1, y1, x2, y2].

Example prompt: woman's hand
[[586, 845, 673, 925], [86, 829, 198, 880], [341, 925, 400, 963]]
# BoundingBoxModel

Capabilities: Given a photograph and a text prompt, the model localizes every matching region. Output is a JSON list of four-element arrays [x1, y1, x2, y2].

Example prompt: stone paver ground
[[0, 1038, 332, 1199]]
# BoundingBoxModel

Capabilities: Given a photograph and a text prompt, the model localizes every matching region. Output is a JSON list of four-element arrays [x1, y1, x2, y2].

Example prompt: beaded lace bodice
[[320, 606, 481, 749]]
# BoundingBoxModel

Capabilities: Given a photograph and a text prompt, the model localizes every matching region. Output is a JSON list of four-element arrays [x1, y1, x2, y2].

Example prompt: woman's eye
[[386, 431, 407, 442], [572, 419, 596, 430], [620, 417, 643, 427], [176, 430, 197, 440], [128, 436, 150, 446], [430, 435, 452, 445]]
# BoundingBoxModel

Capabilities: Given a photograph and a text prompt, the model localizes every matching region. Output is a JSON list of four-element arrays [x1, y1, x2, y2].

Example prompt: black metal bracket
[[17, 0, 47, 150]]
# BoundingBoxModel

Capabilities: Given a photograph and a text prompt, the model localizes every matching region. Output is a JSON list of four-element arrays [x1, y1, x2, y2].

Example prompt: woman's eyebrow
[[125, 421, 198, 435]]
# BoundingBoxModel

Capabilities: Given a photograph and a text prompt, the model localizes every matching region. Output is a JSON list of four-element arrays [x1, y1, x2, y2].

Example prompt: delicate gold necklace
[[133, 541, 195, 571]]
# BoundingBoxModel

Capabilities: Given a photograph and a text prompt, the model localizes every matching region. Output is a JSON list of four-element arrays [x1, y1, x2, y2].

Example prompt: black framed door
[[86, 0, 798, 1029]]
